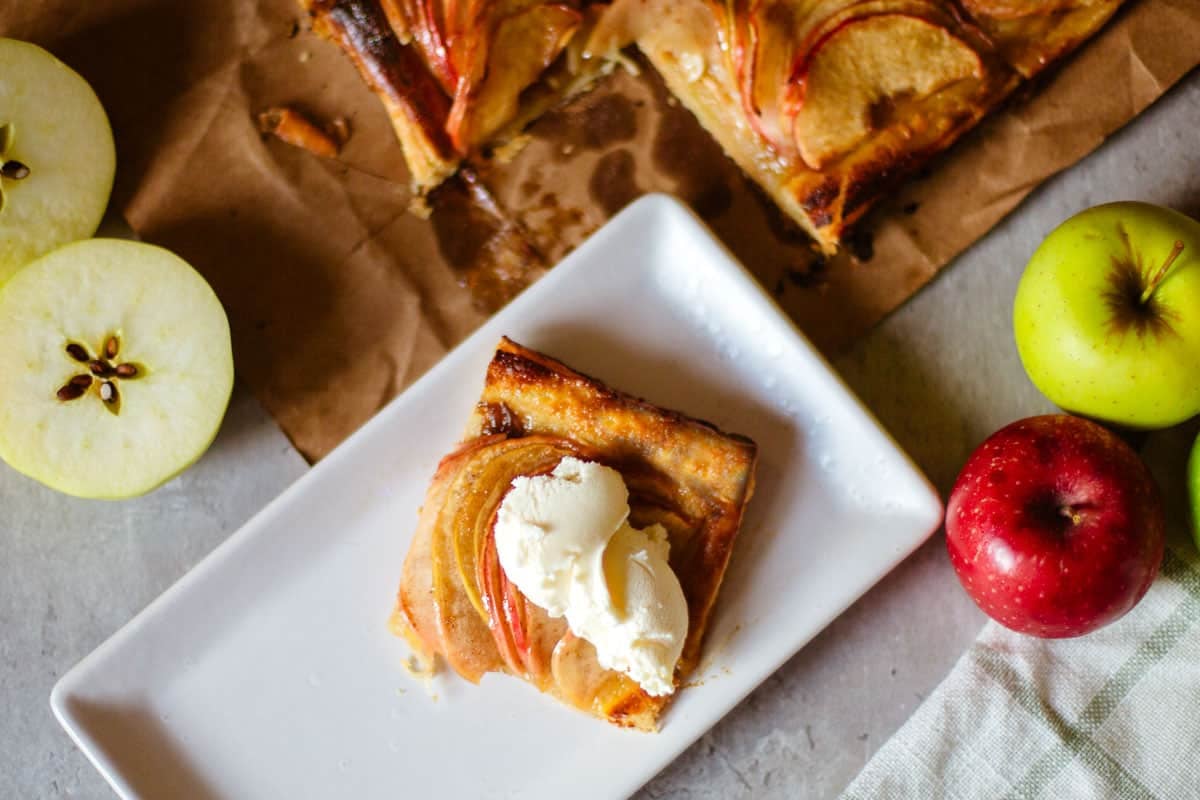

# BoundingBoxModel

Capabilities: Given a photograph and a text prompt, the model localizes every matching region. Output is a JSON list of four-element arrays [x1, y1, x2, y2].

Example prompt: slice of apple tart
[[587, 0, 1120, 252], [390, 338, 757, 729], [301, 0, 609, 192]]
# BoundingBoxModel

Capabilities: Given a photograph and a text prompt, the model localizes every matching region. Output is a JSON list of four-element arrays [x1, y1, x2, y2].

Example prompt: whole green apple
[[1190, 433, 1200, 549], [1014, 202, 1200, 429]]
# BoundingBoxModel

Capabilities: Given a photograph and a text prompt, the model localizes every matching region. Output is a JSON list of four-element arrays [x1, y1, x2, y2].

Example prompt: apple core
[[56, 335, 146, 416]]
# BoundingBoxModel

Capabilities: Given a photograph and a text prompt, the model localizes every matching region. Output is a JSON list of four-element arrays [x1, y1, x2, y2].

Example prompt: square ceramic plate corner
[[53, 194, 943, 800]]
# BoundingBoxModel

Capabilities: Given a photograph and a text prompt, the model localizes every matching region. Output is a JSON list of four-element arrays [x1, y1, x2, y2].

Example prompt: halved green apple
[[0, 38, 116, 283], [0, 239, 233, 499]]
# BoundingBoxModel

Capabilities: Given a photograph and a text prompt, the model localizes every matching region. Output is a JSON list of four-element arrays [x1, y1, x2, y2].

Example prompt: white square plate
[[52, 195, 942, 800]]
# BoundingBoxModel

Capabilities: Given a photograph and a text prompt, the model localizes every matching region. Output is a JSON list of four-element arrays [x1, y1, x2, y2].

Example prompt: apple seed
[[57, 337, 143, 413], [88, 359, 114, 377], [65, 343, 90, 363], [56, 381, 87, 402], [0, 160, 30, 180]]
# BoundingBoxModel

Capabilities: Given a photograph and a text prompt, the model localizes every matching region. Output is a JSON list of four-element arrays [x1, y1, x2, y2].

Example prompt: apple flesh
[[1014, 202, 1200, 430], [0, 239, 233, 499], [790, 13, 982, 169], [946, 414, 1164, 638], [0, 38, 116, 283]]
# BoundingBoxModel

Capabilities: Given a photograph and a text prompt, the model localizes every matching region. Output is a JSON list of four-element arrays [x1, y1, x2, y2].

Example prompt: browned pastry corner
[[301, 0, 1126, 250], [301, 0, 459, 188], [958, 0, 1126, 78], [390, 338, 757, 730]]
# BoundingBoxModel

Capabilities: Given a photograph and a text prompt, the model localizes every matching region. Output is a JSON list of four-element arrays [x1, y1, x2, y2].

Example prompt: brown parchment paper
[[2, 0, 1198, 461]]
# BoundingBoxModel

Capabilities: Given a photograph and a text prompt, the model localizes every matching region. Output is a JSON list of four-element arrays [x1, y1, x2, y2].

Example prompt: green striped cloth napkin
[[840, 546, 1200, 800]]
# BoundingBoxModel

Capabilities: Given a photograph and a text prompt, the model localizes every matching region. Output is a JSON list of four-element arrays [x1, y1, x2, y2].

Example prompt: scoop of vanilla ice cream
[[493, 457, 689, 696], [570, 521, 687, 696], [494, 456, 629, 616]]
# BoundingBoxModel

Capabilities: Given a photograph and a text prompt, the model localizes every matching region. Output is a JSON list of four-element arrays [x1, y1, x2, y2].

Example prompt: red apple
[[945, 414, 1164, 638]]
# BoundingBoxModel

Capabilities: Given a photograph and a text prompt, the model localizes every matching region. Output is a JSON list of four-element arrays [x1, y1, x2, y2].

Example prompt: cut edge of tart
[[390, 337, 757, 730]]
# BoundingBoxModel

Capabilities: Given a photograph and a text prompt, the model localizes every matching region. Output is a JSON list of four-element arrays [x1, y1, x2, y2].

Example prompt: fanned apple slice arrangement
[[714, 0, 993, 170], [0, 38, 234, 500], [397, 435, 587, 687]]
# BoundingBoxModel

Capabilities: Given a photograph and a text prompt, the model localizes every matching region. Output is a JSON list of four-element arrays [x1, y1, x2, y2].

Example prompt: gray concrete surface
[[1, 69, 1197, 800]]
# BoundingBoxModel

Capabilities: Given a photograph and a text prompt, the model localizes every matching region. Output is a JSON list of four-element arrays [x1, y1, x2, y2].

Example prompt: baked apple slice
[[445, 3, 582, 154], [790, 13, 983, 169], [381, 0, 458, 92]]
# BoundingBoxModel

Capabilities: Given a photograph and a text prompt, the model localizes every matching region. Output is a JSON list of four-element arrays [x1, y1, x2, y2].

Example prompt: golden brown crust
[[395, 338, 757, 730], [957, 0, 1125, 78], [257, 107, 345, 158]]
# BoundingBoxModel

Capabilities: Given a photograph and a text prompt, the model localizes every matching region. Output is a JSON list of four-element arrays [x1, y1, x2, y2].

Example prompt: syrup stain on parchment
[[649, 79, 732, 220], [535, 92, 639, 158], [588, 149, 642, 217], [429, 170, 546, 312]]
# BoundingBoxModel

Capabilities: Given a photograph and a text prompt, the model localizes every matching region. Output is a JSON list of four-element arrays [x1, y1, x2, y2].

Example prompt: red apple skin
[[945, 415, 1164, 638]]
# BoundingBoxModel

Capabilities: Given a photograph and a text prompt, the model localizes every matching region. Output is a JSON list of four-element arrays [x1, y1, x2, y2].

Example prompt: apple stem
[[1059, 506, 1084, 527], [1140, 240, 1185, 304]]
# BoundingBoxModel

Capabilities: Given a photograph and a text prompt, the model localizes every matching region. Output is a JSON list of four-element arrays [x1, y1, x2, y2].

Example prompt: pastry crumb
[[257, 106, 348, 159]]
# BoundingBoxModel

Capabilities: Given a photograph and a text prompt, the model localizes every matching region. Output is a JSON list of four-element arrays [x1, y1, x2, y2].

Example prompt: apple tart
[[390, 338, 757, 729], [301, 0, 1123, 252], [300, 0, 610, 191]]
